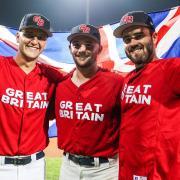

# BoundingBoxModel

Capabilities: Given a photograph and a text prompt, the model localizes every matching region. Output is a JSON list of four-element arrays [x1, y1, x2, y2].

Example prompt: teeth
[[28, 46, 38, 49], [27, 46, 39, 50], [133, 48, 142, 52], [135, 47, 142, 50]]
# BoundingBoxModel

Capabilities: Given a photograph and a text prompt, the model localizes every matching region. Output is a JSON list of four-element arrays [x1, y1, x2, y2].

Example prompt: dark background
[[0, 0, 179, 31]]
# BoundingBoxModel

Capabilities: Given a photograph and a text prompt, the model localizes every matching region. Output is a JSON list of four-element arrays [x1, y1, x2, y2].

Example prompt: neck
[[77, 64, 99, 78], [14, 54, 37, 74], [135, 54, 159, 70], [72, 64, 99, 87]]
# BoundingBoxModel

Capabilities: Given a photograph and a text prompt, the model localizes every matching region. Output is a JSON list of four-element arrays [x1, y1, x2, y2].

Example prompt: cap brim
[[20, 26, 53, 37], [113, 23, 150, 38], [67, 33, 100, 43]]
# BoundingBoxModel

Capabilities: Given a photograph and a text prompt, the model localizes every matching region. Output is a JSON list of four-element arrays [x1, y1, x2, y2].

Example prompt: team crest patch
[[79, 24, 90, 33], [33, 16, 45, 27], [121, 15, 133, 24]]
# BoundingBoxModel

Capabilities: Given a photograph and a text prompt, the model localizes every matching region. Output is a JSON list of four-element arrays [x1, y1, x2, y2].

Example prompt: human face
[[122, 26, 157, 70], [69, 36, 101, 68], [16, 28, 48, 61]]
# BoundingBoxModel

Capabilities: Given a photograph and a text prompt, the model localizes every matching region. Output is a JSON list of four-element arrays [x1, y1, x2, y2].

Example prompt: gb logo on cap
[[33, 16, 45, 27], [122, 15, 133, 24], [79, 24, 90, 33]]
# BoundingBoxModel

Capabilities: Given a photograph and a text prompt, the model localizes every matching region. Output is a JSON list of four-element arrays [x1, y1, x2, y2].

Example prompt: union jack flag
[[0, 6, 179, 137]]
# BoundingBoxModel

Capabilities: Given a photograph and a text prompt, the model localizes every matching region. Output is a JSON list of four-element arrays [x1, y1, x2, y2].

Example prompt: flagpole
[[86, 0, 90, 24]]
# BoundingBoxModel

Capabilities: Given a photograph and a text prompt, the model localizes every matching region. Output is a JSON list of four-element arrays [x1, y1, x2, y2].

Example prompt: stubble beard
[[73, 55, 96, 69], [126, 42, 154, 68]]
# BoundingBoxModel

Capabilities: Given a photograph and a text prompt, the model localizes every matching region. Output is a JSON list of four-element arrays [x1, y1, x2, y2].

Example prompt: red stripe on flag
[[97, 27, 115, 70], [156, 7, 180, 45], [0, 38, 18, 51]]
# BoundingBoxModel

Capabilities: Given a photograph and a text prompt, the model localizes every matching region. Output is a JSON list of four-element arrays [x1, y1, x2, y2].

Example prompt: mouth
[[26, 45, 40, 52], [76, 55, 89, 60], [129, 45, 144, 53], [132, 48, 143, 54]]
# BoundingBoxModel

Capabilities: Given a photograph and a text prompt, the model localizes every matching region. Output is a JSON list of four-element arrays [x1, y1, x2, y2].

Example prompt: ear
[[16, 32, 20, 43], [152, 32, 158, 46], [69, 44, 73, 54], [98, 45, 102, 53]]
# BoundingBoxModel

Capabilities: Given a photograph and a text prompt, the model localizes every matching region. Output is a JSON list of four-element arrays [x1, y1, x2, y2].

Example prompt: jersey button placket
[[74, 89, 82, 152]]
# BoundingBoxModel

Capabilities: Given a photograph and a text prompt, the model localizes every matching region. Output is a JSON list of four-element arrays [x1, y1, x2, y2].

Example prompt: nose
[[127, 38, 140, 49], [130, 37, 139, 44], [78, 44, 86, 52], [30, 36, 39, 44]]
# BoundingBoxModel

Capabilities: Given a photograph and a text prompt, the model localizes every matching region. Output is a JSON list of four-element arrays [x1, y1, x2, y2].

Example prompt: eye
[[23, 31, 47, 41], [134, 33, 144, 40], [37, 34, 47, 41], [122, 33, 145, 44], [85, 43, 93, 49], [23, 32, 34, 39], [122, 36, 131, 44], [72, 42, 81, 49]]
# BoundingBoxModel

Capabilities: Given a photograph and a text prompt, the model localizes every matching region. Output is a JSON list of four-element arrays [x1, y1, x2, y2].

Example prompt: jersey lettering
[[1, 88, 49, 109], [122, 84, 152, 105], [59, 101, 104, 122]]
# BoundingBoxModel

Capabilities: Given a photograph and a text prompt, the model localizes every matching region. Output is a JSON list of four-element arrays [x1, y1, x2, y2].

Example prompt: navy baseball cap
[[113, 11, 155, 38], [19, 13, 52, 37], [67, 24, 100, 43]]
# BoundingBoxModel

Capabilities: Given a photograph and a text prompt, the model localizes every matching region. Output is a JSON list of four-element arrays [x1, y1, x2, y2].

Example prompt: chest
[[0, 66, 55, 107], [121, 67, 170, 108], [56, 78, 119, 115]]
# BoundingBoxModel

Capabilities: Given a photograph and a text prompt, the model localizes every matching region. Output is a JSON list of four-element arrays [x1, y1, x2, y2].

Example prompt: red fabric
[[0, 56, 60, 155], [55, 68, 124, 157], [119, 58, 180, 179]]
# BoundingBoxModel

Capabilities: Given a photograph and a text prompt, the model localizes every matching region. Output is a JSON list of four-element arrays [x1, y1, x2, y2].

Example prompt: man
[[113, 11, 180, 180], [0, 13, 62, 180], [55, 24, 124, 180]]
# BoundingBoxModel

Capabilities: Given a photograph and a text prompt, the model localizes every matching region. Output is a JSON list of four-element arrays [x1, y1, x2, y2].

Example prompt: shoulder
[[0, 55, 12, 61], [166, 57, 180, 65], [37, 63, 66, 82], [98, 67, 124, 83], [157, 57, 180, 70], [0, 56, 13, 65]]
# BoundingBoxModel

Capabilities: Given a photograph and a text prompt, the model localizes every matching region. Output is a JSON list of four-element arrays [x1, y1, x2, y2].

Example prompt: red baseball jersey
[[55, 68, 124, 158], [0, 56, 62, 155], [119, 58, 180, 180]]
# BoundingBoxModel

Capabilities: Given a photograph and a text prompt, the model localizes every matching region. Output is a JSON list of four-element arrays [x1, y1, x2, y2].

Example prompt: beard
[[125, 42, 154, 69], [73, 53, 97, 68]]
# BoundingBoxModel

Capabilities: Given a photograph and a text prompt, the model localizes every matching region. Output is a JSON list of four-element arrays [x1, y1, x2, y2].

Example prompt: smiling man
[[113, 11, 180, 180], [0, 13, 63, 180], [55, 24, 124, 180]]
